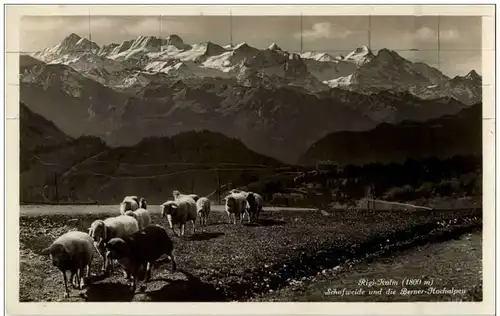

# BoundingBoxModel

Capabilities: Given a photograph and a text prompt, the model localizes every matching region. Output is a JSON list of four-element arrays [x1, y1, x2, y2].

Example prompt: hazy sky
[[20, 15, 482, 77]]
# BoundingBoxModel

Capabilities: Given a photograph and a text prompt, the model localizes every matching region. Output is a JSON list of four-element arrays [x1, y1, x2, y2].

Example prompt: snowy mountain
[[21, 32, 482, 162], [343, 45, 374, 66], [26, 33, 481, 104]]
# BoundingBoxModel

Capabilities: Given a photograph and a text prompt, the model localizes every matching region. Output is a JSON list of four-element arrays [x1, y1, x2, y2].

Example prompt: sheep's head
[[41, 243, 70, 270], [172, 190, 181, 200], [161, 201, 178, 217], [89, 220, 106, 244], [124, 210, 137, 219], [119, 202, 128, 214], [105, 238, 129, 260]]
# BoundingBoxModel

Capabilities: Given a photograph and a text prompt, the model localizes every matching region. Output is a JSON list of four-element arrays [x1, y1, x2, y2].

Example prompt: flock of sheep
[[39, 188, 264, 298]]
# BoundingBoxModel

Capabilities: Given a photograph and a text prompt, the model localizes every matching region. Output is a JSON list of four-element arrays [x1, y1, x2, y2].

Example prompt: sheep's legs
[[62, 271, 70, 298], [180, 224, 185, 237], [100, 252, 107, 273], [70, 271, 78, 288], [168, 252, 177, 273], [191, 220, 196, 235], [76, 269, 82, 289], [145, 262, 154, 282], [226, 211, 231, 224]]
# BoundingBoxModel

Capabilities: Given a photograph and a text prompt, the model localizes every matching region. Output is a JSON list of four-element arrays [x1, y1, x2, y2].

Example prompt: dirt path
[[19, 205, 317, 216], [252, 231, 482, 302]]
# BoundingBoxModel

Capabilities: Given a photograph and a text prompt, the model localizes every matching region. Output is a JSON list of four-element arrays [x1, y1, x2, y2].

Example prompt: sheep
[[196, 197, 211, 226], [224, 192, 249, 224], [105, 225, 177, 293], [125, 208, 152, 230], [228, 190, 264, 222], [172, 190, 200, 202], [138, 197, 148, 209], [40, 231, 96, 298], [246, 192, 264, 221], [88, 215, 139, 274], [161, 198, 197, 237], [119, 196, 148, 214]]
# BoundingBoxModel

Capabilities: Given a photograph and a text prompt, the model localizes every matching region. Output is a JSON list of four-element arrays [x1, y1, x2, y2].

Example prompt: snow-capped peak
[[465, 69, 481, 81], [268, 42, 282, 51], [61, 33, 83, 46], [299, 52, 336, 62], [164, 34, 189, 50], [343, 45, 374, 65]]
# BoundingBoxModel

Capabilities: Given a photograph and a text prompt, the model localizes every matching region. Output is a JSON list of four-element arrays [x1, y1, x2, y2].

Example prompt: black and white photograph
[[5, 3, 495, 314]]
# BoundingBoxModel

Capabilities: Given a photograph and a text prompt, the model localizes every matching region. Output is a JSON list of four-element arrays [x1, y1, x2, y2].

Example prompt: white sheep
[[40, 231, 96, 298], [161, 197, 197, 236], [172, 190, 200, 202], [224, 192, 249, 224], [196, 197, 211, 226], [88, 215, 139, 274], [125, 208, 152, 230], [119, 196, 148, 214]]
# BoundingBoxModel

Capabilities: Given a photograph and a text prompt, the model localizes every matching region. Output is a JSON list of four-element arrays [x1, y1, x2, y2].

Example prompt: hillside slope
[[299, 103, 482, 166], [20, 109, 285, 203]]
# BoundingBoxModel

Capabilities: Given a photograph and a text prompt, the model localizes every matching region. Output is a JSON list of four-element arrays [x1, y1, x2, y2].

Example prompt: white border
[[4, 3, 496, 316]]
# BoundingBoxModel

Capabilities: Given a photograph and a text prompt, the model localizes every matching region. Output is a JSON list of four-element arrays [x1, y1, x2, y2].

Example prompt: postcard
[[4, 3, 495, 316]]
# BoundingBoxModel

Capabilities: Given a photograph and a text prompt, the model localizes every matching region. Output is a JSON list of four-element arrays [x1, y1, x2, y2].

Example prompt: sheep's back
[[125, 225, 173, 263], [53, 231, 95, 262], [196, 197, 210, 211], [178, 198, 197, 222], [134, 208, 151, 229], [227, 193, 247, 213], [104, 215, 139, 238]]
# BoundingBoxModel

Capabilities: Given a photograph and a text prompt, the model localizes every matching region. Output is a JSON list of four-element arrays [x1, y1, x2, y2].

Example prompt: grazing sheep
[[125, 208, 152, 230], [161, 198, 197, 237], [40, 231, 96, 298], [105, 225, 177, 293], [172, 190, 200, 202], [88, 215, 139, 274], [224, 192, 248, 224], [196, 197, 211, 226]]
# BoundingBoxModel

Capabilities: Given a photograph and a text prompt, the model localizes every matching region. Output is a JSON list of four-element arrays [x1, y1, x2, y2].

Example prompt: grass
[[19, 206, 482, 302]]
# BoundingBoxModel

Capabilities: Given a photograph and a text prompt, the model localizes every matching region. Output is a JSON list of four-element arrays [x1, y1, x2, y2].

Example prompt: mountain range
[[20, 102, 285, 203], [21, 32, 482, 164]]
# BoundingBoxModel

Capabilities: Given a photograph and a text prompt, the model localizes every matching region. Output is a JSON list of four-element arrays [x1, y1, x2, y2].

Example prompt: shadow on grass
[[188, 232, 225, 241], [85, 282, 134, 302], [146, 269, 227, 302]]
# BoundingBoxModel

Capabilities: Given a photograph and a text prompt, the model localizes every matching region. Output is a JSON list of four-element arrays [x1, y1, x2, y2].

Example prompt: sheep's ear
[[40, 246, 51, 256]]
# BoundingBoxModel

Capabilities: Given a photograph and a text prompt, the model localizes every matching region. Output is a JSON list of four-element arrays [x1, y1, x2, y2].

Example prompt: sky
[[20, 15, 482, 77]]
